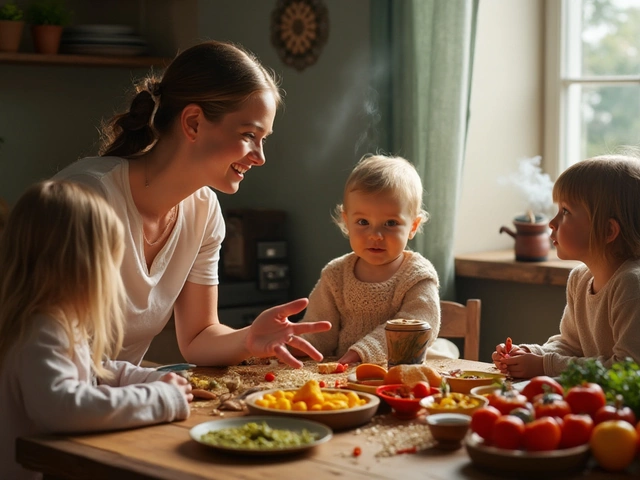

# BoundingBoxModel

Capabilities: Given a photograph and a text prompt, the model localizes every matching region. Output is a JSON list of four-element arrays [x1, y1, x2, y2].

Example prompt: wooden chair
[[439, 299, 481, 361]]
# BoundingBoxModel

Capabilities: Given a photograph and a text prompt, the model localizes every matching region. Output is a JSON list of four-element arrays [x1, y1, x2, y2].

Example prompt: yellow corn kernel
[[292, 401, 308, 411]]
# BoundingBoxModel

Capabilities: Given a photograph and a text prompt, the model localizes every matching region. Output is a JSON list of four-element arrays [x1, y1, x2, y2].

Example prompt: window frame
[[544, 0, 640, 178]]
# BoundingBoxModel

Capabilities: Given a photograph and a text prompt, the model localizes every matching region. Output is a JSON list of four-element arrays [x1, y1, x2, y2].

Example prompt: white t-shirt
[[54, 157, 225, 364]]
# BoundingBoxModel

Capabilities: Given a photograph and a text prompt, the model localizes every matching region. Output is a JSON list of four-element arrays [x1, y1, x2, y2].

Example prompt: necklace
[[143, 206, 177, 246]]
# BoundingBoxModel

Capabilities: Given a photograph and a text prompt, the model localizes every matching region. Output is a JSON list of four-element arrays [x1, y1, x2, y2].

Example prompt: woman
[[55, 40, 330, 368]]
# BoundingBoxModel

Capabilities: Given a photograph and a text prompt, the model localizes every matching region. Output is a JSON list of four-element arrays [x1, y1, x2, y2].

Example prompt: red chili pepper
[[318, 380, 326, 388], [506, 337, 513, 353], [352, 446, 362, 457], [396, 446, 417, 454], [264, 372, 276, 382]]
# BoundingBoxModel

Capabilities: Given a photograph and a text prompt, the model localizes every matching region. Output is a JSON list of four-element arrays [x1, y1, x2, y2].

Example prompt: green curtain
[[370, 0, 479, 300]]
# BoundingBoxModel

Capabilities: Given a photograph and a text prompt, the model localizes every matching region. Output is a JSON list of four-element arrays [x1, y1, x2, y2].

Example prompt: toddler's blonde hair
[[553, 154, 640, 261], [333, 154, 429, 236], [0, 180, 125, 379]]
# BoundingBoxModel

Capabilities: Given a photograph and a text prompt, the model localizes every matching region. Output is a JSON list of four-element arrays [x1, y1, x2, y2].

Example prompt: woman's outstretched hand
[[246, 298, 331, 368]]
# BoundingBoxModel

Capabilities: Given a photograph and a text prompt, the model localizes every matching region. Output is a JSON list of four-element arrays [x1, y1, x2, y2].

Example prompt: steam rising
[[498, 156, 554, 218]]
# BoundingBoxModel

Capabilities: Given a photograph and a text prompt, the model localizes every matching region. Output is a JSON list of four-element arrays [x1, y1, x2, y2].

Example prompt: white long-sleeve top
[[521, 259, 640, 376], [1, 314, 190, 480]]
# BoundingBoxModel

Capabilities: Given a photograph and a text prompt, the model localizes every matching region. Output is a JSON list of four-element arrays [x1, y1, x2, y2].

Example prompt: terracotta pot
[[0, 20, 25, 52], [31, 24, 63, 54], [499, 215, 551, 262]]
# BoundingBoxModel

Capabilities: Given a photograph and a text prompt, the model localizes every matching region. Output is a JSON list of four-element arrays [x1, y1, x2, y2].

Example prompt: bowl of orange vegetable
[[245, 380, 379, 430], [420, 392, 488, 416]]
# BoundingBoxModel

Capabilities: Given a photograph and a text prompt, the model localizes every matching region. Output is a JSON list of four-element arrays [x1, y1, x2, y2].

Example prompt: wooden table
[[15, 359, 636, 479]]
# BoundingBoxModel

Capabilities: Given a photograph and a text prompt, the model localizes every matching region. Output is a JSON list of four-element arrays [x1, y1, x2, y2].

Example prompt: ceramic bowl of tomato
[[376, 383, 439, 419], [421, 392, 488, 416], [425, 413, 471, 450], [443, 370, 506, 394]]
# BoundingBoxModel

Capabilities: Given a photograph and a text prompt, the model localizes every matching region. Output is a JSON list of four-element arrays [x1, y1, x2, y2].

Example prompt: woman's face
[[193, 90, 277, 194]]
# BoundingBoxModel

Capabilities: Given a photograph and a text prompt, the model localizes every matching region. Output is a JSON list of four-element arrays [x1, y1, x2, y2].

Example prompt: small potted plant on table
[[0, 1, 25, 52], [26, 0, 72, 54]]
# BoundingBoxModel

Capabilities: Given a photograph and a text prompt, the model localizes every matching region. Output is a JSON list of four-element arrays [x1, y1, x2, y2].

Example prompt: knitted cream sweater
[[300, 251, 451, 364]]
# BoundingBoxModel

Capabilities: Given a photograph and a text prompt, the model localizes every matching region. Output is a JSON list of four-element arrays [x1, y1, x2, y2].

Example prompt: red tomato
[[488, 386, 529, 416], [560, 413, 594, 448], [593, 395, 637, 426], [492, 415, 525, 450], [565, 383, 606, 417], [411, 381, 432, 399], [318, 380, 327, 388], [264, 372, 276, 382], [521, 376, 564, 402], [334, 363, 347, 373], [470, 406, 502, 442], [533, 392, 572, 419], [523, 417, 562, 451]]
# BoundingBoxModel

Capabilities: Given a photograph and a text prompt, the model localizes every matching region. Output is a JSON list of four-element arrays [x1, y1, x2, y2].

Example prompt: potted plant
[[26, 0, 72, 54], [0, 1, 25, 52]]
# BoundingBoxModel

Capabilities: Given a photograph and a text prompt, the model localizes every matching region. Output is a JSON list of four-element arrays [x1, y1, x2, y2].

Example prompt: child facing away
[[493, 154, 640, 379], [0, 181, 192, 480], [298, 154, 459, 365]]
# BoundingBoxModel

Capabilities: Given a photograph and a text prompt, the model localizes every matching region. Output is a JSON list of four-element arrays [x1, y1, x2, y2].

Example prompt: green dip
[[200, 421, 319, 449]]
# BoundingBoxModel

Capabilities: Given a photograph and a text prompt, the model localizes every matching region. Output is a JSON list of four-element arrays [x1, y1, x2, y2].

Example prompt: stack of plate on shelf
[[61, 24, 148, 57]]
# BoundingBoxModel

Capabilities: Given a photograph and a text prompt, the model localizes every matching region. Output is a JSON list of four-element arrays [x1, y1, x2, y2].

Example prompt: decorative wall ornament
[[271, 0, 329, 71]]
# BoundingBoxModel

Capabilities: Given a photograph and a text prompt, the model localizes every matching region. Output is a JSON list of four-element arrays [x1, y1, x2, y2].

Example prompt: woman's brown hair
[[99, 40, 283, 158]]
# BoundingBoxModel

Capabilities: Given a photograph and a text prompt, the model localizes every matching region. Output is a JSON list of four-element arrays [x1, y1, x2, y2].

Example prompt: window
[[544, 0, 640, 178]]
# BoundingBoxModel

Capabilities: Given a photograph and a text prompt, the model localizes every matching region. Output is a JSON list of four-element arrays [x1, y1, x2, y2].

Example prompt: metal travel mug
[[385, 319, 432, 369]]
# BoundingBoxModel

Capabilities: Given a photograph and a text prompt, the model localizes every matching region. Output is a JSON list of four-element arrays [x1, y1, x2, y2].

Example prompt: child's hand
[[337, 349, 361, 365], [494, 352, 544, 379], [160, 372, 194, 403]]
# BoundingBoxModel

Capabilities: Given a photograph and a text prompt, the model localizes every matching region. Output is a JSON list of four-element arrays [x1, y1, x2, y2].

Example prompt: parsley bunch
[[559, 358, 640, 416]]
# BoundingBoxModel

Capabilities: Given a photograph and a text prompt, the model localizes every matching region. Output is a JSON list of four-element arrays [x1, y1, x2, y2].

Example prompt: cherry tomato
[[488, 384, 529, 416], [521, 376, 564, 402], [523, 416, 562, 451], [560, 413, 594, 448], [353, 446, 362, 457], [264, 372, 276, 382], [318, 380, 327, 388], [593, 395, 637, 426], [411, 381, 432, 399], [565, 383, 606, 417], [533, 392, 571, 419], [492, 415, 525, 450], [470, 405, 502, 442]]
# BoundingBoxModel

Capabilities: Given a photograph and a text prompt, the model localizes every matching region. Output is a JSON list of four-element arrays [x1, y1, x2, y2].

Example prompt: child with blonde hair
[[493, 155, 640, 378], [299, 154, 458, 365], [0, 181, 192, 480]]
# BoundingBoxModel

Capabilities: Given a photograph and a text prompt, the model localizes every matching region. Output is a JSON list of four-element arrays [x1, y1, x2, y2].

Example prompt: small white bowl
[[470, 384, 501, 397]]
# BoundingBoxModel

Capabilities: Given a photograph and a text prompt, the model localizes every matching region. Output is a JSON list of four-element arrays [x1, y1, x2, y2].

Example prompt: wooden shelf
[[0, 52, 171, 68], [455, 249, 582, 287]]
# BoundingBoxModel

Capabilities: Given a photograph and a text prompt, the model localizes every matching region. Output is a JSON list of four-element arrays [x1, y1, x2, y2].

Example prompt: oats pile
[[353, 415, 435, 457]]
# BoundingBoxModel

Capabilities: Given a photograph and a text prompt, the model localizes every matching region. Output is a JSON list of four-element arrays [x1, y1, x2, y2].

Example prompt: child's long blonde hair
[[553, 154, 640, 262], [0, 180, 125, 379], [333, 154, 429, 236]]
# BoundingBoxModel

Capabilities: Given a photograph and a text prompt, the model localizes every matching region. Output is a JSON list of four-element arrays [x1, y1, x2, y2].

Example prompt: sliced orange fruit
[[355, 363, 387, 381]]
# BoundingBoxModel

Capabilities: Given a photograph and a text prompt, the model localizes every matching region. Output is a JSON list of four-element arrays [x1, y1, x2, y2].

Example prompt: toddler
[[493, 155, 640, 378], [300, 154, 459, 365], [0, 181, 192, 480]]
